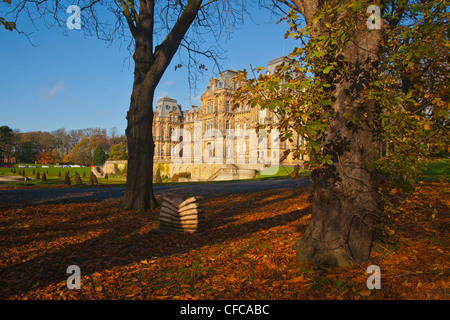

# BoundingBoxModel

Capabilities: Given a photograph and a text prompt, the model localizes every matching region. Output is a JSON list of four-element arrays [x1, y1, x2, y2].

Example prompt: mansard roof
[[154, 96, 182, 117]]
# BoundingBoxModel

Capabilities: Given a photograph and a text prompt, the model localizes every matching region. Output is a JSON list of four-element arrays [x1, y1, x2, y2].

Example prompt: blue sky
[[0, 4, 298, 135]]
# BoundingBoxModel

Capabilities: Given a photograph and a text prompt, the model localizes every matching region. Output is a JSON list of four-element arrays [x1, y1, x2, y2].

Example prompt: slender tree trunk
[[123, 40, 158, 211], [292, 0, 385, 266], [122, 0, 203, 212]]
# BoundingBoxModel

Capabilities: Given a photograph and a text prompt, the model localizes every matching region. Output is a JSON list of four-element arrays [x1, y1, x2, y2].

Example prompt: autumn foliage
[[37, 151, 55, 165], [0, 181, 447, 300]]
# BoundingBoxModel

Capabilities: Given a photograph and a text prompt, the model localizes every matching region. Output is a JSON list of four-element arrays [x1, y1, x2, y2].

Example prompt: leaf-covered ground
[[0, 182, 448, 300]]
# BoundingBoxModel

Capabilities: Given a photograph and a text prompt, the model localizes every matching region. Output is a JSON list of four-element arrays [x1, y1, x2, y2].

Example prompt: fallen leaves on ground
[[0, 182, 448, 300]]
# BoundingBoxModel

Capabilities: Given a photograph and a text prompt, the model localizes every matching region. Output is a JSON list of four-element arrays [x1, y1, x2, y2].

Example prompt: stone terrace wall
[[101, 160, 264, 182]]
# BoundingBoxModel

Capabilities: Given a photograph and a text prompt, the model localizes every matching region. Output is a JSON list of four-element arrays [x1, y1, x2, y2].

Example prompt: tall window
[[226, 100, 230, 112], [259, 109, 267, 123]]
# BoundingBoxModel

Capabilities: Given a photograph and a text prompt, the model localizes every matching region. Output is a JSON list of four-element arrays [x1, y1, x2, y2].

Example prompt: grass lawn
[[0, 164, 92, 177], [256, 165, 310, 180], [1, 159, 447, 189], [418, 158, 450, 181], [0, 164, 125, 188]]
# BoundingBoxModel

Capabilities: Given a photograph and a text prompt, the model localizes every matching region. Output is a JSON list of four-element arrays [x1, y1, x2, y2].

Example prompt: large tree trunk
[[292, 0, 385, 266]]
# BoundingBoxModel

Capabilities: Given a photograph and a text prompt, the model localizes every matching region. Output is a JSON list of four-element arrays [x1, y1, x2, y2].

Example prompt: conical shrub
[[64, 171, 71, 185], [74, 172, 82, 185], [36, 171, 40, 180], [58, 171, 62, 178], [90, 172, 98, 184], [41, 173, 47, 181], [88, 174, 94, 185], [155, 169, 162, 183]]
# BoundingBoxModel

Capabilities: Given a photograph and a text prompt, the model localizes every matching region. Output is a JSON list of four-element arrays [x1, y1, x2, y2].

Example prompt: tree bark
[[123, 60, 158, 211], [122, 0, 203, 212], [291, 0, 385, 266]]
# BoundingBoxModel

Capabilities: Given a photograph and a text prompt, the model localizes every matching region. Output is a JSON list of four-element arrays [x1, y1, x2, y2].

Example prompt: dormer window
[[218, 82, 223, 88]]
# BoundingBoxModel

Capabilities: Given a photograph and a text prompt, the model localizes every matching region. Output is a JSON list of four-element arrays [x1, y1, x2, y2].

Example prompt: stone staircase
[[207, 164, 257, 181]]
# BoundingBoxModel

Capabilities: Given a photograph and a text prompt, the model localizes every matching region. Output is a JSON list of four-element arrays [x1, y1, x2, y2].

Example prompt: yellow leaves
[[431, 97, 445, 107], [359, 290, 371, 297], [424, 122, 432, 130], [141, 259, 156, 264], [225, 276, 240, 282], [384, 225, 395, 236], [254, 66, 265, 73], [288, 275, 306, 283]]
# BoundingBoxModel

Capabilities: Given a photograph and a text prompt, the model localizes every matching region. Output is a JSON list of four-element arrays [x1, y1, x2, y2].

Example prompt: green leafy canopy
[[234, 0, 449, 192]]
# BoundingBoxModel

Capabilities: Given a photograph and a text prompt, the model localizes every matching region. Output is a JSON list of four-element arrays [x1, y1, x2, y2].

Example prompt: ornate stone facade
[[152, 58, 307, 181]]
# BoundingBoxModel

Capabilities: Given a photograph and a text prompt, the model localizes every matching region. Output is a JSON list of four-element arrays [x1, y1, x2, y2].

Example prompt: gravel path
[[0, 178, 311, 207]]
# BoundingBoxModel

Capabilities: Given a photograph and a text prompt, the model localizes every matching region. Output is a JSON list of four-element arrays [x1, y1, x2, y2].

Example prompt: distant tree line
[[0, 125, 128, 165]]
